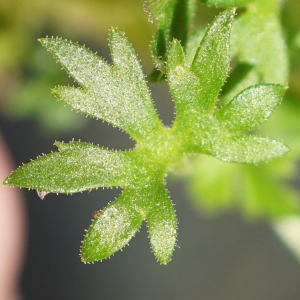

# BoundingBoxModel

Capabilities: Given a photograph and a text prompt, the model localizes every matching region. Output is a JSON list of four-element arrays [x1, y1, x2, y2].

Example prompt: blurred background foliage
[[1, 0, 300, 260]]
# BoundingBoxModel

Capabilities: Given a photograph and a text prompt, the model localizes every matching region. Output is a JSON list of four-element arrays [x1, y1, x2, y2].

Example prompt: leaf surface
[[4, 141, 133, 193], [150, 0, 196, 76], [143, 0, 170, 22], [190, 8, 235, 111], [208, 135, 289, 164], [201, 0, 252, 5], [216, 84, 286, 132], [146, 184, 177, 264], [40, 29, 163, 142], [81, 188, 144, 262]]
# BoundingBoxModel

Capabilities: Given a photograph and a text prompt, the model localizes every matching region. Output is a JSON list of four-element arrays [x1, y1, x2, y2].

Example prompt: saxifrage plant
[[3, 5, 289, 264]]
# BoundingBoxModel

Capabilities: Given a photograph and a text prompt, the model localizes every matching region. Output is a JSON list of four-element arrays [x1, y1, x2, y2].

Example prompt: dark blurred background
[[1, 0, 300, 299]]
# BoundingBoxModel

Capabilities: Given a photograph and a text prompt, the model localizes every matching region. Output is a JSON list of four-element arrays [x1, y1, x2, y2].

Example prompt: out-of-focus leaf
[[231, 4, 288, 84], [185, 28, 206, 67], [147, 184, 177, 264], [243, 165, 299, 218], [143, 0, 170, 22]]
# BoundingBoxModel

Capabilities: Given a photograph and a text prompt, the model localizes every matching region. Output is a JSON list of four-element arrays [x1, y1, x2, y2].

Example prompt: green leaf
[[216, 84, 286, 132], [185, 28, 206, 67], [202, 1, 289, 85], [187, 155, 238, 214], [208, 135, 289, 164], [81, 188, 144, 262], [220, 63, 259, 104], [40, 29, 163, 142], [190, 8, 235, 111], [4, 141, 133, 193], [167, 8, 237, 124], [243, 165, 300, 218], [146, 184, 177, 264], [150, 0, 197, 75], [230, 5, 289, 84], [4, 9, 289, 264], [188, 156, 300, 220], [143, 0, 170, 22], [166, 40, 202, 121]]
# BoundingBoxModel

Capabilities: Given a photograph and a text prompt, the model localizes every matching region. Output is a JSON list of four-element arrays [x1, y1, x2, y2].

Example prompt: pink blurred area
[[0, 132, 26, 300]]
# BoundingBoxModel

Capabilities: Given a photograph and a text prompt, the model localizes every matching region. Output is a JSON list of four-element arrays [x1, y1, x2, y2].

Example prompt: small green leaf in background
[[187, 155, 300, 219], [185, 28, 206, 67], [230, 1, 288, 84], [4, 8, 289, 264], [150, 0, 197, 78], [5, 141, 134, 193], [143, 0, 170, 22]]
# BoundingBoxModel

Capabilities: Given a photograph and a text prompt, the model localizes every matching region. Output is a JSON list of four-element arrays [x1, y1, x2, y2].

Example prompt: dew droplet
[[36, 190, 49, 200]]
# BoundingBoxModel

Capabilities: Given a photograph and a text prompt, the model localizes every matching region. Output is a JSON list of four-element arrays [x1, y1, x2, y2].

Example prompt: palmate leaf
[[3, 8, 288, 264]]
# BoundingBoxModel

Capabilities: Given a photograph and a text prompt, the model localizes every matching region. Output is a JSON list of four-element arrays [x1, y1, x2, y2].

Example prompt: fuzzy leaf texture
[[3, 8, 288, 264], [231, 1, 288, 84], [201, 0, 288, 85], [143, 0, 170, 22]]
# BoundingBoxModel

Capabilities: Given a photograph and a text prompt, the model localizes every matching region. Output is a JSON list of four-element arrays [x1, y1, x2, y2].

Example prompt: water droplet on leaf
[[36, 190, 49, 200]]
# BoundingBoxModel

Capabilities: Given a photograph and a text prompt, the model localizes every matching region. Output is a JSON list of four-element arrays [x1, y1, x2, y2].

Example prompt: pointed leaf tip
[[216, 84, 287, 132], [143, 0, 170, 22], [4, 142, 133, 193], [190, 8, 236, 111], [81, 189, 144, 263], [147, 186, 177, 264]]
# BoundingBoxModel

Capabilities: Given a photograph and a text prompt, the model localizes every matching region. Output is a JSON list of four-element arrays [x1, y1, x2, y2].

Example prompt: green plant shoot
[[3, 8, 288, 264]]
